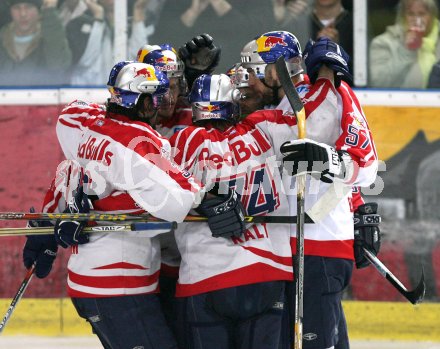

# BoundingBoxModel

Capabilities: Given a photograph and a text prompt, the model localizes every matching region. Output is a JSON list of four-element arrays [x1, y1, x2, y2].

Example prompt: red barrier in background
[[350, 241, 411, 301], [0, 104, 438, 301], [0, 105, 69, 297], [432, 241, 440, 297]]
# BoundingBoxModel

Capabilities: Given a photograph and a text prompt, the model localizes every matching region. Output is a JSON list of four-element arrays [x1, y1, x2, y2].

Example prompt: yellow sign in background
[[364, 106, 440, 161]]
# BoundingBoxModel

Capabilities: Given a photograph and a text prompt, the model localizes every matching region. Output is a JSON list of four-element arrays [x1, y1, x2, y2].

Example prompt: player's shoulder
[[61, 100, 105, 115], [170, 125, 205, 144], [242, 109, 284, 125], [247, 108, 280, 119]]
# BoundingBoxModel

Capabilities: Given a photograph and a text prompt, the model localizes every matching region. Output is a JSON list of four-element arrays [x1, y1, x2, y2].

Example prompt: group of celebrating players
[[22, 30, 381, 349]]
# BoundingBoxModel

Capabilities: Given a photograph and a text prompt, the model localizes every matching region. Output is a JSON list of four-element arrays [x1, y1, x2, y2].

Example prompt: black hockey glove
[[196, 188, 246, 239], [354, 203, 381, 269], [23, 207, 58, 279], [280, 139, 349, 184], [178, 33, 221, 89], [303, 37, 352, 87], [54, 187, 90, 248]]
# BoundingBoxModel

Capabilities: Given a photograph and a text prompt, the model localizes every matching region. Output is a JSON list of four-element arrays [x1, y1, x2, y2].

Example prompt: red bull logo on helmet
[[256, 35, 287, 53], [198, 104, 221, 112], [133, 66, 157, 80], [156, 56, 175, 64]]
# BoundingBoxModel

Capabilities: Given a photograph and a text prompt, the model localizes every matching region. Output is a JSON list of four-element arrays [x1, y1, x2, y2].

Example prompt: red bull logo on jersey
[[77, 136, 113, 166], [256, 35, 287, 52], [198, 129, 272, 169]]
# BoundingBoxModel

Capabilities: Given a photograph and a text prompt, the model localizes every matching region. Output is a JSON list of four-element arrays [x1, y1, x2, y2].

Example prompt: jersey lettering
[[345, 124, 359, 146], [227, 165, 279, 216], [77, 136, 113, 166]]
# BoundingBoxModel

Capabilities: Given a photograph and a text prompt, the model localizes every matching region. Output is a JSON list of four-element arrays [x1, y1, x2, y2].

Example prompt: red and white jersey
[[55, 100, 204, 297], [156, 103, 193, 138], [169, 109, 303, 297], [155, 102, 193, 277], [278, 77, 378, 260]]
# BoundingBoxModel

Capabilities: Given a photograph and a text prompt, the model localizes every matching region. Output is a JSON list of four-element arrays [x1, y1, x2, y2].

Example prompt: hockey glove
[[281, 138, 350, 184], [23, 207, 58, 279], [178, 33, 221, 89], [303, 37, 352, 87], [196, 188, 246, 239], [354, 203, 381, 269], [54, 186, 90, 248]]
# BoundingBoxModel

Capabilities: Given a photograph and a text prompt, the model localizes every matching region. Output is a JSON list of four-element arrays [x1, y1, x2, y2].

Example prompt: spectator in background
[[57, 0, 89, 27], [428, 59, 440, 87], [66, 0, 151, 85], [273, 0, 313, 47], [369, 0, 440, 89], [310, 0, 353, 76], [0, 0, 72, 86], [151, 0, 275, 73], [272, 0, 353, 84], [0, 2, 11, 29]]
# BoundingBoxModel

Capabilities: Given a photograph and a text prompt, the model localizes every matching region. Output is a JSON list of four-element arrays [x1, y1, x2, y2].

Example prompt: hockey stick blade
[[363, 247, 426, 304]]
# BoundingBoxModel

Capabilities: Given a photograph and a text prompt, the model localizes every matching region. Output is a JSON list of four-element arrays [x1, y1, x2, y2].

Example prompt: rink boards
[[0, 299, 439, 341]]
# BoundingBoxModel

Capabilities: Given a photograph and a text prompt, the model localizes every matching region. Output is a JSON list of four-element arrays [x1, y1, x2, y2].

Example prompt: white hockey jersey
[[279, 77, 378, 259], [155, 102, 193, 277], [55, 100, 204, 297], [169, 108, 305, 297]]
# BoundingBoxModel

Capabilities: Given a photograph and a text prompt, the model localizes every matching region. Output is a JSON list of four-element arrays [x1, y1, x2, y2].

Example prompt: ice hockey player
[[135, 35, 222, 334], [24, 61, 246, 349], [251, 30, 379, 349], [168, 72, 300, 349]]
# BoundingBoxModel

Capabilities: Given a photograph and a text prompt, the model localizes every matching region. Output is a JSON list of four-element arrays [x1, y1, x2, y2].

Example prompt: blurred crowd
[[0, 0, 439, 88]]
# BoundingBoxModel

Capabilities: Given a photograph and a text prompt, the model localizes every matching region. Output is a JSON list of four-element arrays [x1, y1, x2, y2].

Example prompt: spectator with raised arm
[[0, 0, 72, 86], [66, 0, 152, 85], [273, 0, 313, 47], [57, 0, 89, 27], [369, 0, 440, 88], [310, 0, 353, 77]]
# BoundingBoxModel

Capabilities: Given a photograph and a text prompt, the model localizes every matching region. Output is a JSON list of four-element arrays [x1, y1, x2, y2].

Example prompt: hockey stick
[[0, 212, 313, 225], [0, 221, 177, 237], [275, 56, 306, 349], [0, 265, 35, 334], [363, 247, 425, 305], [0, 214, 318, 236]]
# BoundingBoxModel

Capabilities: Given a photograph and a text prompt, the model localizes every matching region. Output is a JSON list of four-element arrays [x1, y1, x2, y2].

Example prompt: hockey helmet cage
[[189, 74, 241, 123], [226, 64, 250, 88], [107, 61, 169, 109]]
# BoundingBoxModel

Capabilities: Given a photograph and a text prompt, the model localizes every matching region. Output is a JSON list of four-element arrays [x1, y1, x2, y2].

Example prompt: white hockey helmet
[[137, 44, 185, 78], [189, 74, 242, 123], [240, 39, 267, 79], [107, 61, 169, 109]]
